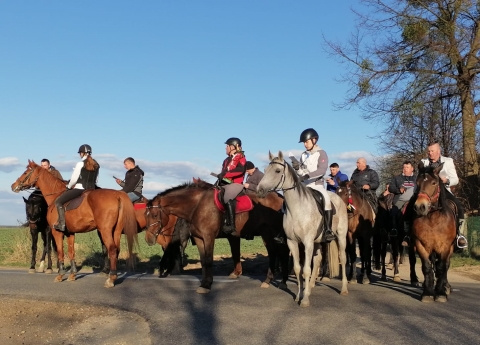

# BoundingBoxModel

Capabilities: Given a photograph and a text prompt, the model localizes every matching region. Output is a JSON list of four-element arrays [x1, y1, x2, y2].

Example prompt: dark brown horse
[[336, 180, 375, 284], [411, 162, 456, 302], [11, 160, 138, 288], [145, 182, 289, 293]]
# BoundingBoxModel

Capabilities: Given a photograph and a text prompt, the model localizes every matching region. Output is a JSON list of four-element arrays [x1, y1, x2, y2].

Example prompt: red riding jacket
[[220, 152, 246, 184]]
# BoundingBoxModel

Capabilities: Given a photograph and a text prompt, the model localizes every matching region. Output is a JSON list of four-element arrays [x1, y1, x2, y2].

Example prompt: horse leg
[[227, 235, 242, 278], [360, 236, 371, 284], [417, 244, 434, 302], [309, 243, 322, 289], [29, 227, 38, 273], [392, 237, 401, 282], [300, 241, 315, 307], [409, 244, 420, 287], [278, 242, 290, 290], [97, 231, 110, 275], [260, 232, 276, 288], [287, 239, 302, 303], [336, 235, 349, 295], [434, 257, 448, 302], [38, 229, 48, 273], [380, 237, 387, 281], [53, 230, 66, 282], [347, 237, 357, 283], [45, 228, 54, 273], [66, 235, 77, 281], [193, 236, 215, 293]]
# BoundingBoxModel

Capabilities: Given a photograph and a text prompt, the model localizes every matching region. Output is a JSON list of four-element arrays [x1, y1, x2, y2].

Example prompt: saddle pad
[[134, 203, 146, 210], [65, 192, 90, 211], [214, 189, 253, 213]]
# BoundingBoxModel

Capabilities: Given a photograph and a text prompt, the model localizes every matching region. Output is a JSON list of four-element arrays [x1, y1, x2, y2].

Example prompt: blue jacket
[[326, 171, 349, 192]]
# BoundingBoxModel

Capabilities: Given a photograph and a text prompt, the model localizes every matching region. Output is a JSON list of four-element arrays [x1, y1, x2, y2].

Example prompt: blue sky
[[0, 1, 380, 225]]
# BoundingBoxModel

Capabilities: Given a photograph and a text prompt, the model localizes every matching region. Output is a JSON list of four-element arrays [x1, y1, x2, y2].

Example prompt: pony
[[11, 160, 138, 288], [374, 195, 419, 285], [257, 152, 349, 307], [144, 181, 290, 293], [411, 161, 456, 302], [336, 180, 375, 284], [23, 191, 57, 273]]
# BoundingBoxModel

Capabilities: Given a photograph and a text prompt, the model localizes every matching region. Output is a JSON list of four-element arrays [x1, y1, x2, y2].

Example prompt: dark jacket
[[245, 168, 264, 192], [388, 173, 416, 206], [121, 165, 144, 196], [326, 170, 349, 192], [351, 166, 380, 191]]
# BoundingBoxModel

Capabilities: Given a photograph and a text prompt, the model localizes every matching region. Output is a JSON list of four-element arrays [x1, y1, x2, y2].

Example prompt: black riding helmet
[[78, 144, 92, 154], [299, 128, 319, 143], [225, 137, 242, 147]]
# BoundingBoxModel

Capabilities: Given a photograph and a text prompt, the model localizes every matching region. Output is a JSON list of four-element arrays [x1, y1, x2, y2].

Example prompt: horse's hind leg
[[29, 227, 39, 273], [380, 238, 387, 281], [97, 231, 110, 275], [346, 238, 357, 283]]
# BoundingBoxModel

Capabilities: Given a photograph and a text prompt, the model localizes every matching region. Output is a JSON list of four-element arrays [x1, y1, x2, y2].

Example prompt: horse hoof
[[54, 275, 63, 282], [104, 279, 115, 288], [300, 300, 310, 308], [67, 274, 76, 281], [228, 273, 239, 279], [446, 287, 451, 295], [348, 280, 357, 285], [381, 276, 387, 282], [99, 271, 109, 277], [278, 282, 287, 290], [45, 269, 53, 274], [435, 295, 447, 303], [421, 295, 434, 303], [196, 287, 211, 294], [28, 268, 36, 274], [260, 282, 270, 288], [340, 290, 349, 296], [362, 278, 370, 285], [393, 275, 401, 283], [321, 277, 330, 282], [411, 281, 422, 288]]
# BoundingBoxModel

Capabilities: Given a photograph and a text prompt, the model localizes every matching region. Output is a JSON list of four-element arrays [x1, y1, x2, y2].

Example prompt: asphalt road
[[0, 266, 479, 345]]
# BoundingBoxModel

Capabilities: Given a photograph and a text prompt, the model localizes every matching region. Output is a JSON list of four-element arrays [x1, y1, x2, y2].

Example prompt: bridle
[[417, 174, 441, 211], [267, 160, 298, 192], [15, 167, 64, 197], [145, 203, 174, 239]]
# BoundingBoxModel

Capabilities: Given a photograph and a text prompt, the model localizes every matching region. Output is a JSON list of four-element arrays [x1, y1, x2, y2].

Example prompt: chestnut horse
[[411, 162, 456, 302], [336, 180, 375, 284], [11, 160, 137, 288], [145, 182, 289, 294]]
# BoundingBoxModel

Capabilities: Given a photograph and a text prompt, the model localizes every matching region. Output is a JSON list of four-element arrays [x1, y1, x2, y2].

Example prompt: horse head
[[414, 161, 444, 216], [23, 194, 47, 226], [11, 160, 42, 193], [336, 180, 354, 205], [257, 151, 298, 197], [144, 196, 171, 246]]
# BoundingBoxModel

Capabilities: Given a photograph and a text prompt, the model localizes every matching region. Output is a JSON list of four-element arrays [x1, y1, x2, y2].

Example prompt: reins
[[267, 160, 298, 192]]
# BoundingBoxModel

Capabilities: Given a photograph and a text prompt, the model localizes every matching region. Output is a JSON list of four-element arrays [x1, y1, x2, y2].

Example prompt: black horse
[[23, 191, 57, 273]]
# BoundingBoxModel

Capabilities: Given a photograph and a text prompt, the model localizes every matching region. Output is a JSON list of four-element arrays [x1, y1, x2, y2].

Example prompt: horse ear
[[418, 161, 425, 171], [433, 162, 444, 176], [268, 151, 274, 161], [278, 151, 284, 160]]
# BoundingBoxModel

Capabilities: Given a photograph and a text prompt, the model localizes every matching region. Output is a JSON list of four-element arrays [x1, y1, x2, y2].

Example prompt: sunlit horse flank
[[257, 151, 349, 307], [336, 180, 375, 284], [11, 160, 138, 288], [412, 161, 456, 302], [144, 181, 289, 294], [23, 192, 57, 274]]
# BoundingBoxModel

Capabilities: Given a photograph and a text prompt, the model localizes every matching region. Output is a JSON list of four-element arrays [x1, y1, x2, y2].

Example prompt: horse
[[374, 195, 419, 285], [411, 161, 456, 302], [336, 180, 375, 284], [257, 152, 349, 307], [23, 191, 57, 273], [144, 181, 290, 294], [11, 160, 138, 288]]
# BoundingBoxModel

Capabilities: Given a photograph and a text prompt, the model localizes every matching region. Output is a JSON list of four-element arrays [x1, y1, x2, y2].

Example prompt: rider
[[403, 141, 467, 249], [290, 128, 335, 243], [115, 157, 144, 202], [388, 161, 416, 237], [217, 137, 247, 235], [53, 144, 100, 232], [350, 157, 380, 213]]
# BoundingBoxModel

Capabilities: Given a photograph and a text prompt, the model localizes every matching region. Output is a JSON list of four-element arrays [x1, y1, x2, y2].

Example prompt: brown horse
[[411, 162, 456, 302], [336, 180, 375, 284], [11, 160, 138, 288], [145, 182, 289, 293]]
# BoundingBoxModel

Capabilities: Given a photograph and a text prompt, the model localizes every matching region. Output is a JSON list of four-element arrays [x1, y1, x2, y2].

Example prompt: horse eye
[[275, 169, 281, 173]]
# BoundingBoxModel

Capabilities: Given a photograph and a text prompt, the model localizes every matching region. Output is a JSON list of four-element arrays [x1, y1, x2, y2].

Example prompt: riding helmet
[[225, 137, 242, 147], [299, 128, 319, 143], [78, 144, 92, 154]]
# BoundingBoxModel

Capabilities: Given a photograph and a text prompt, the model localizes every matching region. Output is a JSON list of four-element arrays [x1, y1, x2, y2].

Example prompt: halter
[[267, 160, 298, 192], [145, 204, 174, 239], [417, 175, 441, 211]]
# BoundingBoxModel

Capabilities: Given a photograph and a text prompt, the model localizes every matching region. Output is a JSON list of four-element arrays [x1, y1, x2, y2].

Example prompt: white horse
[[257, 151, 348, 307]]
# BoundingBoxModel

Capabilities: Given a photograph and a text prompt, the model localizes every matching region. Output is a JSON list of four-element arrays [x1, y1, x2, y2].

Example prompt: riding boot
[[322, 210, 336, 243], [222, 200, 237, 235], [456, 219, 468, 249], [401, 221, 410, 247], [273, 229, 286, 245], [54, 206, 66, 232]]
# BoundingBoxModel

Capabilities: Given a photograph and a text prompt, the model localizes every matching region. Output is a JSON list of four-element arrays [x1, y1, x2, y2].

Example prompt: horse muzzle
[[414, 199, 430, 216]]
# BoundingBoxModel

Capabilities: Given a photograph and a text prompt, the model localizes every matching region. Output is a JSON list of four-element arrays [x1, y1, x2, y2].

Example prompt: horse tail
[[328, 240, 340, 278], [117, 194, 138, 270]]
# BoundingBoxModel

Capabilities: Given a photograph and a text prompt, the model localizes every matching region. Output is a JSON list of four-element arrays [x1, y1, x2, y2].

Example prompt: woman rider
[[53, 144, 100, 232], [217, 137, 247, 235]]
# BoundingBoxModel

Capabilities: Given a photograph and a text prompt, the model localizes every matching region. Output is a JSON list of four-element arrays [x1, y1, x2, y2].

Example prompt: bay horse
[[374, 195, 419, 285], [336, 180, 375, 284], [257, 152, 349, 307], [23, 191, 57, 273], [411, 161, 456, 302], [145, 181, 290, 294], [11, 160, 138, 288]]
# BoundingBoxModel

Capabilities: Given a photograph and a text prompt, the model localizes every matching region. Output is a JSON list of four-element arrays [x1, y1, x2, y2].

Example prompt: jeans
[[127, 192, 140, 203]]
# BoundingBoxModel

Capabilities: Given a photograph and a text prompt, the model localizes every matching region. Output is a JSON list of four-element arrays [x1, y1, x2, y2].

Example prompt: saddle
[[213, 188, 253, 213], [309, 189, 336, 220], [133, 196, 148, 210], [64, 191, 92, 211]]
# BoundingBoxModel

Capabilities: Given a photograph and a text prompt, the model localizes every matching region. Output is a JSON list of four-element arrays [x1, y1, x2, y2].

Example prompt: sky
[[0, 1, 381, 225]]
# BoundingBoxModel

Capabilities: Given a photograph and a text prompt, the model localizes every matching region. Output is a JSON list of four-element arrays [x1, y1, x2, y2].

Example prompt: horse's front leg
[[434, 257, 449, 302], [287, 239, 302, 303], [29, 227, 39, 273], [300, 241, 315, 307], [44, 227, 54, 273], [392, 237, 401, 282], [53, 229, 66, 282], [360, 236, 371, 284], [66, 234, 77, 281], [193, 236, 214, 294], [260, 231, 275, 288], [347, 237, 357, 283], [380, 238, 387, 281], [227, 235, 242, 278], [408, 244, 420, 287], [417, 243, 434, 302]]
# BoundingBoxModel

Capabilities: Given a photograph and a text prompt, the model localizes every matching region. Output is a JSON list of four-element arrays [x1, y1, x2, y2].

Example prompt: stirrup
[[401, 236, 410, 247], [323, 229, 336, 243], [456, 235, 468, 249], [54, 223, 66, 232]]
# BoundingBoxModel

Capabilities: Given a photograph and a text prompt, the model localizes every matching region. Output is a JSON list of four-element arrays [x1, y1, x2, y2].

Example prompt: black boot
[[222, 200, 237, 235], [54, 206, 66, 232], [323, 210, 336, 243]]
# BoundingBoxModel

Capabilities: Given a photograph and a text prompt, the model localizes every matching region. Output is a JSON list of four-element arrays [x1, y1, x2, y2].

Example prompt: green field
[[0, 227, 267, 270]]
